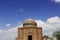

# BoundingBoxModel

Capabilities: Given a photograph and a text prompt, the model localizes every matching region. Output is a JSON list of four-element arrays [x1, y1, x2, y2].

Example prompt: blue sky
[[0, 0, 60, 30], [0, 0, 60, 40]]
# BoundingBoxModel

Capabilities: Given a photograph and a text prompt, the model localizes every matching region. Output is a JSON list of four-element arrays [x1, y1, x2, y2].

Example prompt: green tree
[[43, 35, 49, 40], [53, 30, 60, 40]]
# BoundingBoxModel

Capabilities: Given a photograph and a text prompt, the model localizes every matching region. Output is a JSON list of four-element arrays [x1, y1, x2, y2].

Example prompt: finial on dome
[[25, 18, 33, 21]]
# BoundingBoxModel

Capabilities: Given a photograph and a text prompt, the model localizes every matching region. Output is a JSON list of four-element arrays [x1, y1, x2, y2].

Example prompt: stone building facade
[[16, 19, 43, 40]]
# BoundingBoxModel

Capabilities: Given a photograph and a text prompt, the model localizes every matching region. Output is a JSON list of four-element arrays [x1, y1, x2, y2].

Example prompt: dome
[[23, 18, 37, 27]]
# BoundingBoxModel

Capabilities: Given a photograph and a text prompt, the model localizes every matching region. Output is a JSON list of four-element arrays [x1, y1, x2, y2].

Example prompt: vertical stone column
[[37, 27, 43, 40], [32, 28, 37, 40], [18, 28, 23, 40], [23, 28, 28, 40]]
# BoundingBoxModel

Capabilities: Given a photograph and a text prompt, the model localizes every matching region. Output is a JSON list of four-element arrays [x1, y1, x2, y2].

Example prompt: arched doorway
[[28, 35, 32, 40]]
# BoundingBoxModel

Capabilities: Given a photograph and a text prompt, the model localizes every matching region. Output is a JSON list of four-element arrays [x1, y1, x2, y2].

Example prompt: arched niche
[[28, 35, 32, 40]]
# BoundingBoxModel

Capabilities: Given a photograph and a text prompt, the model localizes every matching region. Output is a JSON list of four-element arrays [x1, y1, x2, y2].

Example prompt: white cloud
[[35, 16, 60, 36], [52, 0, 60, 2], [0, 16, 60, 40], [47, 16, 60, 24], [5, 23, 11, 27], [19, 8, 24, 12]]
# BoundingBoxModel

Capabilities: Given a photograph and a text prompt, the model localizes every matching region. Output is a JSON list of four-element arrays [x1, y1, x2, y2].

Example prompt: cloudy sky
[[0, 0, 60, 40]]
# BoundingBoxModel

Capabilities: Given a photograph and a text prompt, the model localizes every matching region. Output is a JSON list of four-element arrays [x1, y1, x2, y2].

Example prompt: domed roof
[[23, 18, 37, 27]]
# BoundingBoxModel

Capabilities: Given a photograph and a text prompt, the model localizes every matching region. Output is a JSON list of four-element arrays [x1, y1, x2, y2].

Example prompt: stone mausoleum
[[16, 19, 43, 40]]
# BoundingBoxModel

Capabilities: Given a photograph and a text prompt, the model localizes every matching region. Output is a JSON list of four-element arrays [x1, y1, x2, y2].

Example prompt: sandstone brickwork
[[16, 19, 43, 40]]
